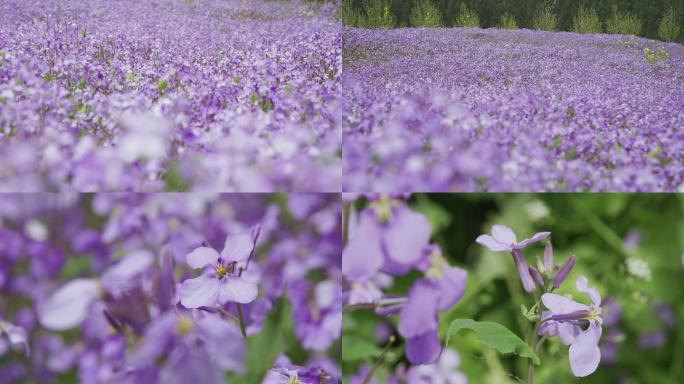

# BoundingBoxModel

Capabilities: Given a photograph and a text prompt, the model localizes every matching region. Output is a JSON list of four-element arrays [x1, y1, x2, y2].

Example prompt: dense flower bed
[[0, 193, 341, 383], [343, 27, 684, 192], [0, 0, 341, 192]]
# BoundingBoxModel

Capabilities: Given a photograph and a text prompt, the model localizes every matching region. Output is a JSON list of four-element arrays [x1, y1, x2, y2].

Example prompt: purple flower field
[[0, 0, 341, 192], [0, 193, 341, 383], [343, 27, 684, 192]]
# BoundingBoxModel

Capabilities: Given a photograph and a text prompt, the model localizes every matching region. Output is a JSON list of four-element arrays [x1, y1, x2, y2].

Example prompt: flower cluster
[[0, 0, 341, 191], [343, 194, 467, 365], [0, 193, 341, 383], [343, 27, 684, 192], [478, 224, 604, 377]]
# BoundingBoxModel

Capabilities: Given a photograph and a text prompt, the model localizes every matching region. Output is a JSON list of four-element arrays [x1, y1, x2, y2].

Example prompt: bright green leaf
[[342, 335, 382, 361], [446, 318, 540, 365]]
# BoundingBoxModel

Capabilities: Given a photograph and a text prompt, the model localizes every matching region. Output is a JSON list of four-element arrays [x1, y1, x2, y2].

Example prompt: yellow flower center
[[426, 251, 446, 279], [215, 264, 227, 279]]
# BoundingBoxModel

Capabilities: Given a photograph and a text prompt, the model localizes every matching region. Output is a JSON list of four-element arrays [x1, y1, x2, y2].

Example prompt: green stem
[[362, 336, 395, 384], [236, 303, 247, 338]]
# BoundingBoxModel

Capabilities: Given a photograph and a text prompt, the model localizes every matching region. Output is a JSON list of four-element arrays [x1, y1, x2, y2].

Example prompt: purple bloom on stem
[[540, 275, 603, 377], [553, 255, 576, 289], [179, 225, 261, 309], [476, 225, 550, 252], [476, 225, 549, 293]]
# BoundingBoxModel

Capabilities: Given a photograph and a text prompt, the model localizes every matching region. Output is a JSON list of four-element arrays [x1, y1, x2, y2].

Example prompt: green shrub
[[359, 0, 395, 29], [658, 7, 680, 42], [454, 4, 479, 28], [342, 0, 360, 27], [532, 6, 557, 31], [500, 12, 518, 30], [572, 5, 601, 34], [409, 0, 443, 27], [606, 6, 642, 36]]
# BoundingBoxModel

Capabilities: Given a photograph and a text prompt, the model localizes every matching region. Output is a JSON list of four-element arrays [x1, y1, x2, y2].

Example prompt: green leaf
[[157, 79, 168, 96], [342, 335, 382, 361], [243, 298, 285, 383], [446, 319, 540, 365]]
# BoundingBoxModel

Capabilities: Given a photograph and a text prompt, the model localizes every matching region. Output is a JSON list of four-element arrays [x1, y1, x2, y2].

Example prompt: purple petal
[[491, 225, 516, 245], [405, 330, 441, 364], [221, 233, 255, 263], [512, 249, 536, 293], [576, 275, 601, 307], [569, 322, 602, 377], [101, 250, 154, 294], [558, 322, 581, 345], [516, 231, 551, 248], [398, 281, 438, 338], [38, 278, 100, 330], [383, 206, 431, 266], [475, 234, 510, 252], [179, 274, 219, 309], [218, 277, 258, 304], [186, 247, 220, 269], [196, 315, 245, 372], [342, 211, 383, 282], [541, 293, 590, 315], [434, 265, 467, 311]]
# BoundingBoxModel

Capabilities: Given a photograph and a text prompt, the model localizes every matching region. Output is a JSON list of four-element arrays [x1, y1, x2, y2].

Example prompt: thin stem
[[527, 359, 534, 384], [343, 303, 377, 312], [362, 336, 395, 384], [217, 307, 241, 324], [236, 303, 247, 338]]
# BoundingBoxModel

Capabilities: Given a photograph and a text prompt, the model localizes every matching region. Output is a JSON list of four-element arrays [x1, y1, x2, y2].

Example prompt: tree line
[[343, 0, 683, 42]]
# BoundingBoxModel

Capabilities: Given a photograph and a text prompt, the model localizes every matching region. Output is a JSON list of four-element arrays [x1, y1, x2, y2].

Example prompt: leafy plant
[[658, 7, 680, 42], [409, 0, 443, 28], [532, 5, 557, 31], [454, 3, 479, 28], [606, 6, 642, 36], [356, 0, 395, 29], [500, 12, 518, 30], [572, 5, 601, 34]]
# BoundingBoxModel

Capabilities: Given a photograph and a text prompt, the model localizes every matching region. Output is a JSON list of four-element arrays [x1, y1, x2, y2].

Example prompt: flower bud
[[529, 265, 545, 288], [553, 255, 576, 289], [544, 242, 554, 272]]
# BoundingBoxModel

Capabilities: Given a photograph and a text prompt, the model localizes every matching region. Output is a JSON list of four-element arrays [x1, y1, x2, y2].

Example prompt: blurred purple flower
[[0, 320, 29, 356], [179, 225, 261, 308], [405, 349, 467, 384]]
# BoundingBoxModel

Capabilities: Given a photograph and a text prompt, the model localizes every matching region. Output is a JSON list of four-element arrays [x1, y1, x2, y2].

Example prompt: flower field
[[0, 0, 341, 192], [343, 27, 684, 192], [0, 193, 341, 383]]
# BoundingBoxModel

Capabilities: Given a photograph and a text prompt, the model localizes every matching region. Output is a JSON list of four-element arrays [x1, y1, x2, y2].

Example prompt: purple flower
[[540, 275, 603, 377], [0, 320, 29, 356], [397, 280, 442, 364], [406, 349, 467, 384], [179, 225, 261, 309], [476, 225, 550, 252], [289, 280, 342, 352], [38, 278, 101, 331], [476, 225, 549, 293]]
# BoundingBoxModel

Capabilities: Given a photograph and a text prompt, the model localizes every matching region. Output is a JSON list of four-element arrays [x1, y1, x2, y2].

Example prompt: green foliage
[[532, 5, 558, 31], [156, 79, 168, 96], [658, 7, 680, 42], [572, 5, 601, 34], [342, 0, 360, 26], [360, 0, 395, 29], [445, 319, 540, 365], [409, 0, 443, 28], [499, 12, 518, 30], [454, 4, 479, 28], [642, 47, 670, 66], [342, 335, 383, 361], [242, 298, 285, 383], [606, 6, 642, 36]]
